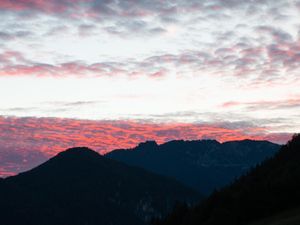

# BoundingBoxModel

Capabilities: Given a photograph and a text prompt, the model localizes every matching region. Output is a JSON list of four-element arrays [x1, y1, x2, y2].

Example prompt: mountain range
[[0, 147, 200, 225], [0, 138, 293, 225], [154, 134, 300, 225], [106, 139, 280, 194]]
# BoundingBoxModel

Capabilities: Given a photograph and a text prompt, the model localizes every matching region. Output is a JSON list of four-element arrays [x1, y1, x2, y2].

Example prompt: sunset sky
[[0, 0, 300, 176]]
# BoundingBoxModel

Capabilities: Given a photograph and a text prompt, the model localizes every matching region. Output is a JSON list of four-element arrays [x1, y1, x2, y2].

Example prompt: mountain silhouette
[[106, 140, 280, 194], [0, 147, 200, 225], [153, 134, 300, 225]]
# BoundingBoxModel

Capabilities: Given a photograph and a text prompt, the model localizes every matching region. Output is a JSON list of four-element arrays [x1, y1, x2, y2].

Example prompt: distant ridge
[[0, 147, 200, 225], [106, 139, 280, 194]]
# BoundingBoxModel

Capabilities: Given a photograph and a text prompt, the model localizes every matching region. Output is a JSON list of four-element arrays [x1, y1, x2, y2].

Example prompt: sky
[[0, 0, 300, 176]]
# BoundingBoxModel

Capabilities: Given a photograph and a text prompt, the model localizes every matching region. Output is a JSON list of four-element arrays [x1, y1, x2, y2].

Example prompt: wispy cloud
[[222, 98, 300, 110]]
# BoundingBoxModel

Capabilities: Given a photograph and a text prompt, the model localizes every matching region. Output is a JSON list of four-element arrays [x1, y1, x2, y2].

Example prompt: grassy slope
[[248, 208, 300, 225]]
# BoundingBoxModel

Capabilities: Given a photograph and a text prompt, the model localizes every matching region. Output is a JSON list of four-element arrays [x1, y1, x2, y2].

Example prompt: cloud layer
[[0, 1, 299, 176], [0, 116, 292, 176], [0, 0, 299, 82]]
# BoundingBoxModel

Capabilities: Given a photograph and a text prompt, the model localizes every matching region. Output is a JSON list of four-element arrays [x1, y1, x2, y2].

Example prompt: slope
[[0, 147, 200, 225], [154, 134, 300, 225]]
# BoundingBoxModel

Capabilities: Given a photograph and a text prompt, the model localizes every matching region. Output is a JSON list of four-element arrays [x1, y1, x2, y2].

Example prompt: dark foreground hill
[[106, 139, 280, 194], [154, 134, 300, 225], [0, 147, 200, 225]]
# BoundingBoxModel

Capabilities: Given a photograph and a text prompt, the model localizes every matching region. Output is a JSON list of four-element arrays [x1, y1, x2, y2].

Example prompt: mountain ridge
[[106, 139, 280, 194]]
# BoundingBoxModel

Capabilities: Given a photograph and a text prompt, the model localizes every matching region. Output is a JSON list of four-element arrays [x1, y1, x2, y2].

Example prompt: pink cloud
[[221, 101, 240, 108], [0, 0, 86, 14], [0, 116, 292, 176], [0, 62, 113, 77]]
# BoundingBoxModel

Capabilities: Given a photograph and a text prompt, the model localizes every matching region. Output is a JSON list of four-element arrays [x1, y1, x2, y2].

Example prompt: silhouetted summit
[[106, 139, 280, 194], [47, 147, 103, 163], [60, 146, 100, 156], [0, 147, 200, 225], [136, 141, 159, 151], [154, 134, 300, 225]]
